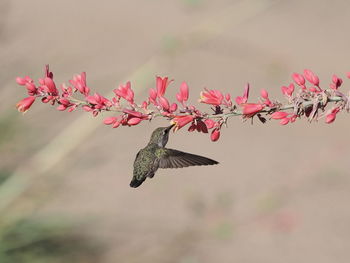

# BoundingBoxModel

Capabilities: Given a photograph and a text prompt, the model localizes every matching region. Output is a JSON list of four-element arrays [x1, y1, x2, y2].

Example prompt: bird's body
[[130, 125, 219, 188]]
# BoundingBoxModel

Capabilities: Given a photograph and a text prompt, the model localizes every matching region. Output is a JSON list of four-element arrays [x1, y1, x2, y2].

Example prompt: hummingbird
[[130, 124, 219, 188]]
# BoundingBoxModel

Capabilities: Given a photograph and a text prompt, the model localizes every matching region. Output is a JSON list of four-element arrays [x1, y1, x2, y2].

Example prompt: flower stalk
[[16, 66, 350, 142]]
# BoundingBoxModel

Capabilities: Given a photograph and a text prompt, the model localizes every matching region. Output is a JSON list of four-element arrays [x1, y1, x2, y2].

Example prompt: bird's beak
[[167, 124, 175, 131]]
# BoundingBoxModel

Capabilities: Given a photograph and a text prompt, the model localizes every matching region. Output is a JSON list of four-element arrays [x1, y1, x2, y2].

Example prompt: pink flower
[[127, 117, 142, 126], [149, 88, 158, 105], [347, 72, 350, 79], [199, 89, 224, 105], [61, 83, 73, 97], [103, 117, 118, 125], [156, 76, 172, 97], [176, 82, 189, 104], [309, 87, 318, 93], [171, 115, 195, 131], [141, 101, 148, 110], [169, 103, 178, 113], [235, 83, 250, 105], [260, 89, 273, 107], [103, 116, 122, 128], [303, 69, 319, 86], [16, 76, 33, 86], [158, 96, 170, 111], [280, 118, 290, 125], [271, 111, 289, 120], [241, 103, 264, 115], [292, 73, 305, 86], [114, 81, 134, 104], [281, 83, 295, 97], [57, 98, 74, 111], [260, 89, 269, 99], [210, 128, 220, 142], [40, 77, 59, 96], [16, 96, 36, 113], [325, 113, 336, 124], [25, 82, 38, 96], [325, 107, 340, 124], [85, 93, 112, 114], [331, 74, 342, 90], [69, 72, 90, 96]]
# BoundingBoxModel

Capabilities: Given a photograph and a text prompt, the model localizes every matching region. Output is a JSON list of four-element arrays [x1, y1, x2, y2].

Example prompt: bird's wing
[[157, 148, 219, 169]]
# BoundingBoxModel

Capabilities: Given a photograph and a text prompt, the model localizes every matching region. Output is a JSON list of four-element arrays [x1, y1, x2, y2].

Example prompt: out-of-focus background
[[1, 0, 350, 262]]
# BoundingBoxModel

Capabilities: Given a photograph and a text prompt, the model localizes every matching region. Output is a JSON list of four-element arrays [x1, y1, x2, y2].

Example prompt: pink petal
[[292, 73, 305, 86], [158, 96, 170, 111], [180, 82, 189, 101], [271, 111, 289, 120], [128, 117, 142, 125], [304, 69, 319, 86], [260, 89, 269, 99], [104, 117, 117, 125], [210, 128, 220, 142]]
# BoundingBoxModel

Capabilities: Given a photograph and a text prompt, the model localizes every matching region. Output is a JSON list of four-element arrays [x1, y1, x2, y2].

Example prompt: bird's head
[[148, 124, 174, 147]]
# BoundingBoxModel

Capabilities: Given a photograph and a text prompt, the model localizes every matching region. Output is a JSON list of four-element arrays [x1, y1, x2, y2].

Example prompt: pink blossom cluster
[[16, 66, 350, 142]]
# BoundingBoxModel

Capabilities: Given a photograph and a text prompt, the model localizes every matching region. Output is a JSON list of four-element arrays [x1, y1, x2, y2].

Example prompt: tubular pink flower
[[141, 101, 148, 110], [303, 69, 319, 86], [25, 82, 37, 96], [260, 89, 269, 99], [41, 77, 58, 96], [325, 107, 340, 124], [158, 96, 170, 111], [103, 117, 118, 125], [199, 89, 224, 105], [123, 109, 148, 119], [309, 87, 317, 93], [68, 105, 76, 112], [112, 121, 121, 128], [179, 82, 189, 102], [170, 103, 178, 113], [210, 128, 220, 142], [86, 93, 111, 110], [235, 83, 250, 105], [114, 81, 134, 104], [156, 76, 172, 97], [61, 83, 73, 97], [149, 88, 158, 104], [16, 96, 36, 113], [70, 72, 90, 96], [271, 111, 289, 120], [281, 83, 295, 97], [331, 74, 342, 89], [280, 118, 290, 125], [325, 113, 336, 124], [290, 115, 297, 123], [171, 115, 195, 131], [16, 77, 31, 86], [292, 73, 305, 86], [241, 103, 264, 115], [127, 117, 142, 126], [82, 105, 93, 112]]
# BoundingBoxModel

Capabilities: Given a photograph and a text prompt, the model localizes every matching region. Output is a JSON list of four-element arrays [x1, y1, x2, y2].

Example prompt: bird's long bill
[[167, 123, 175, 131]]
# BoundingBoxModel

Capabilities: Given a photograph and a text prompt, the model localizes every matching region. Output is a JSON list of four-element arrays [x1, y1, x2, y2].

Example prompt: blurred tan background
[[1, 0, 350, 262]]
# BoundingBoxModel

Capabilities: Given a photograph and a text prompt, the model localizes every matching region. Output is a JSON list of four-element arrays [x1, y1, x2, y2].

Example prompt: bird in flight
[[130, 124, 219, 188]]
